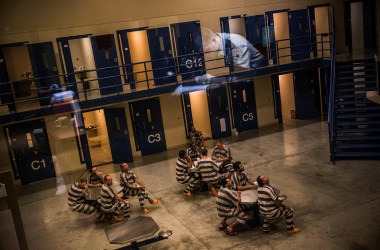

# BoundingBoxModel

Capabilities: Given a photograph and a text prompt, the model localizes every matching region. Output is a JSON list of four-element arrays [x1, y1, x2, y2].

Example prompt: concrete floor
[[16, 118, 380, 250]]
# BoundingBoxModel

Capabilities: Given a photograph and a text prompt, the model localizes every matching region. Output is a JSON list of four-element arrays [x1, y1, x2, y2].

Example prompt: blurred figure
[[189, 126, 204, 149], [87, 167, 105, 188]]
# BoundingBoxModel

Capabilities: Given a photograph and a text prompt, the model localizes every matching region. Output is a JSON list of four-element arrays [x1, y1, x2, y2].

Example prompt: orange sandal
[[224, 228, 238, 236]]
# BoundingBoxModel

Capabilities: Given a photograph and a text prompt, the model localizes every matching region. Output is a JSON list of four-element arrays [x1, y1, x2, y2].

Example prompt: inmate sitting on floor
[[100, 175, 130, 224], [87, 166, 105, 188], [216, 178, 248, 236], [67, 178, 103, 220], [119, 162, 159, 214], [257, 175, 301, 234], [195, 147, 223, 196], [176, 149, 200, 197]]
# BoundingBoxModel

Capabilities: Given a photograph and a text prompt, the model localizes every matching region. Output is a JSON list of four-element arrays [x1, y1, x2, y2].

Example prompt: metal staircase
[[330, 58, 380, 161]]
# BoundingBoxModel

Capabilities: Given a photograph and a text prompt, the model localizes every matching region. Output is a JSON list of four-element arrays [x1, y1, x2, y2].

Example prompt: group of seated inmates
[[68, 164, 159, 224], [176, 136, 235, 197], [175, 134, 301, 236]]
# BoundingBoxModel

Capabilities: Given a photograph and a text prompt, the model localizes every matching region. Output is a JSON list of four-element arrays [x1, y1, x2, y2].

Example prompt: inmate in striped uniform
[[100, 184, 130, 219], [216, 186, 247, 224], [120, 170, 151, 208], [68, 182, 102, 217], [176, 157, 199, 193], [231, 172, 249, 191], [195, 158, 222, 184], [186, 147, 200, 162], [211, 145, 231, 159], [257, 185, 295, 231], [88, 171, 105, 185]]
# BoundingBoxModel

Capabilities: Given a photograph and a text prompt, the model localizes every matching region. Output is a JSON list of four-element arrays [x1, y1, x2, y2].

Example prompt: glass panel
[[146, 108, 152, 123], [42, 52, 49, 69], [242, 89, 247, 103], [159, 37, 165, 52], [26, 133, 33, 148], [115, 117, 120, 131]]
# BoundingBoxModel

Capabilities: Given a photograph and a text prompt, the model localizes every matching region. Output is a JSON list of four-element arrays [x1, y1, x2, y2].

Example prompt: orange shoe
[[262, 227, 270, 233], [288, 228, 301, 234], [110, 217, 124, 224], [183, 191, 192, 197], [211, 187, 218, 197], [149, 199, 159, 205], [142, 208, 150, 214]]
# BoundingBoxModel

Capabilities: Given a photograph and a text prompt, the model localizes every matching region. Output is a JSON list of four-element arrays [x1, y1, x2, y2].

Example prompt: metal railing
[[0, 33, 334, 118], [327, 34, 336, 163]]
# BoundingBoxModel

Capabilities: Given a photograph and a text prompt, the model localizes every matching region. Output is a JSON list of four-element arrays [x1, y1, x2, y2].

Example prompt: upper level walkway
[[0, 33, 334, 125]]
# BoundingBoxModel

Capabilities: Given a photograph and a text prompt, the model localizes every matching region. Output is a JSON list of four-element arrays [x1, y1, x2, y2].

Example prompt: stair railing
[[375, 54, 379, 95], [327, 33, 336, 163]]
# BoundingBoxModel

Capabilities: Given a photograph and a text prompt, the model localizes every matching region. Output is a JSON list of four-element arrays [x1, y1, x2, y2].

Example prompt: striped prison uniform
[[211, 145, 231, 159], [87, 172, 105, 185], [195, 158, 222, 185], [67, 182, 103, 218], [231, 171, 253, 210], [100, 184, 130, 219], [120, 170, 150, 208], [216, 186, 248, 224], [257, 185, 295, 231], [231, 172, 249, 191], [190, 130, 203, 147], [176, 157, 200, 193], [186, 147, 200, 162]]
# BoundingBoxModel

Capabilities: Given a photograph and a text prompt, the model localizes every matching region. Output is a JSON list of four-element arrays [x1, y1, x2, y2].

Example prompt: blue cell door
[[4, 119, 55, 185], [230, 81, 258, 132], [56, 34, 92, 94], [147, 27, 177, 85], [28, 42, 60, 106], [293, 68, 320, 119], [245, 15, 268, 63], [91, 34, 122, 95], [170, 21, 205, 81], [207, 85, 231, 138], [104, 108, 133, 163], [288, 9, 310, 61], [220, 15, 243, 71], [0, 45, 16, 112], [264, 9, 289, 64], [130, 97, 167, 156]]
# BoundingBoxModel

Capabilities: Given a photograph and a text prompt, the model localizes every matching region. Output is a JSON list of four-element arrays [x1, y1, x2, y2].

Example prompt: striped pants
[[104, 201, 131, 219], [179, 175, 200, 193], [262, 207, 294, 231], [123, 188, 150, 208], [219, 209, 248, 224], [70, 200, 104, 219]]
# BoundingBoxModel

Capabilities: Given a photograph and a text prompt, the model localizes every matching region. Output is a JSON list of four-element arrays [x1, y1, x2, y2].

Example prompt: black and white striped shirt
[[176, 158, 189, 182], [231, 172, 249, 191], [257, 185, 279, 216], [216, 186, 238, 217], [195, 158, 220, 183], [120, 170, 138, 188], [211, 145, 231, 159], [88, 172, 105, 185], [100, 184, 117, 212], [186, 147, 200, 161], [68, 182, 85, 208]]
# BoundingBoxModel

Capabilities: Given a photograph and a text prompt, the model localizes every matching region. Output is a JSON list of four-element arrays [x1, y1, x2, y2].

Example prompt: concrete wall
[[189, 90, 212, 139], [0, 0, 347, 53], [45, 115, 85, 174], [160, 93, 188, 149], [279, 73, 295, 119], [254, 75, 277, 127]]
